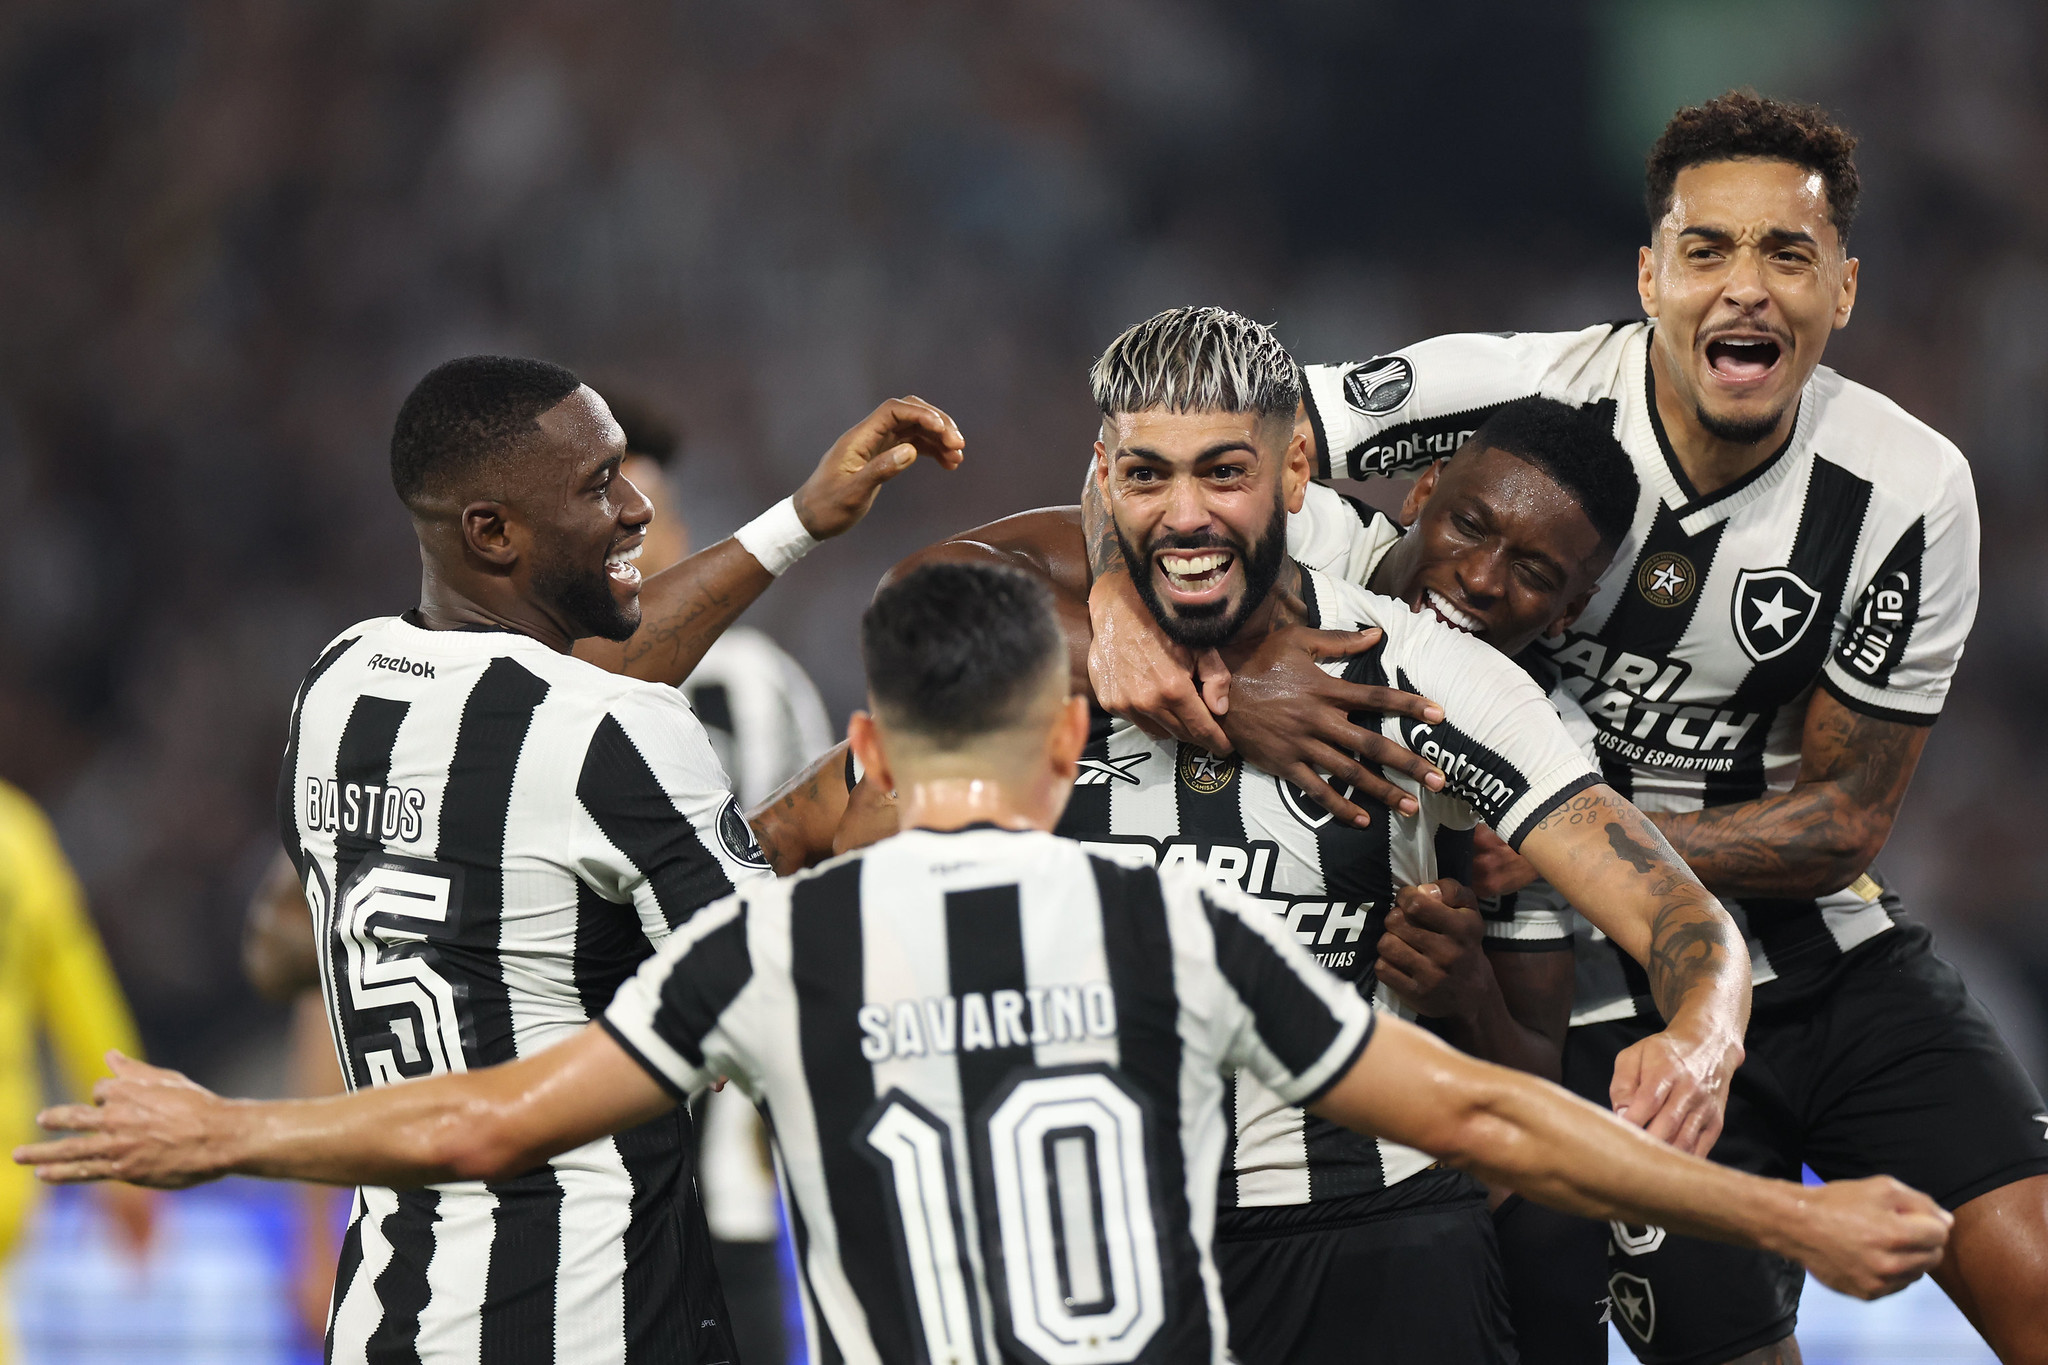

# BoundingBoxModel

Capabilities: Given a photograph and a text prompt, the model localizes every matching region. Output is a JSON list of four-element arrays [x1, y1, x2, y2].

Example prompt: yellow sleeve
[[2, 786, 143, 1097]]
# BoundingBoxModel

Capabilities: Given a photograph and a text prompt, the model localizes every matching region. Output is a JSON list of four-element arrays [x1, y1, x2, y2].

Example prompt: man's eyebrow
[[582, 452, 623, 484], [1117, 440, 1260, 463], [1677, 224, 1818, 248]]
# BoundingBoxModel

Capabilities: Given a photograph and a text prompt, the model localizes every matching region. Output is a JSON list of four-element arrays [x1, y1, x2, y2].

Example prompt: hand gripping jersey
[[279, 613, 772, 1365], [1055, 567, 1596, 1210], [1299, 321, 1980, 994], [603, 825, 1376, 1365]]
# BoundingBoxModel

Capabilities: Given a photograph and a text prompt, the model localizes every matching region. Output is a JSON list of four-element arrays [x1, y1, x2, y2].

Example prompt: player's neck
[[1649, 341, 1798, 498], [1213, 559, 1299, 671], [414, 572, 579, 653], [899, 777, 1056, 835]]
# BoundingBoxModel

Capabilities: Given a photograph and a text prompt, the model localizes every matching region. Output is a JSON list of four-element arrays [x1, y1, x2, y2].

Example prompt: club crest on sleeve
[[717, 794, 772, 869], [1177, 745, 1239, 796], [1635, 551, 1696, 608], [1732, 567, 1820, 663], [1341, 356, 1414, 415]]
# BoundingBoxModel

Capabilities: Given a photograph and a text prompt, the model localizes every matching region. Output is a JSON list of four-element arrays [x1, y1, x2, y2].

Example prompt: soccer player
[[1089, 94, 2047, 1365], [15, 561, 1953, 1365], [253, 355, 960, 1364], [872, 311, 1754, 1365]]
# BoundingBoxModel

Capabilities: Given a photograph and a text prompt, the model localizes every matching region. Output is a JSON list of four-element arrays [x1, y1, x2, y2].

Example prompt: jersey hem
[[1483, 935, 1574, 954], [600, 1016, 688, 1101], [1932, 1156, 2048, 1213], [1818, 671, 1941, 727], [1500, 770, 1603, 850]]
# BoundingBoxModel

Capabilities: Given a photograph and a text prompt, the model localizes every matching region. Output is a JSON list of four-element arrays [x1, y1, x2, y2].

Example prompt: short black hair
[[603, 392, 682, 465], [1646, 90, 1860, 241], [1464, 398, 1640, 553], [389, 355, 583, 506], [862, 562, 1066, 745]]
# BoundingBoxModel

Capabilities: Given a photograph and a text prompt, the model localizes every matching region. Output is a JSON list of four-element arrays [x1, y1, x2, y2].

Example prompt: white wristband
[[734, 497, 818, 577]]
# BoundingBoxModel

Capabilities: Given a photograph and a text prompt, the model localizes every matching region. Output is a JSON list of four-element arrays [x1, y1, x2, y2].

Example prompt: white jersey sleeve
[[1821, 443, 1980, 724], [1483, 682, 1602, 949], [1287, 483, 1405, 581], [602, 888, 756, 1098], [1302, 326, 1619, 481], [1170, 868, 1376, 1108], [1374, 603, 1603, 849], [575, 685, 776, 944]]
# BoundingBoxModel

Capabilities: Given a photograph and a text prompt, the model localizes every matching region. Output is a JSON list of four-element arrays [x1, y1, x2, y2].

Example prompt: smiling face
[[1095, 407, 1309, 649], [1384, 443, 1612, 657], [519, 386, 653, 642], [1639, 157, 1859, 446]]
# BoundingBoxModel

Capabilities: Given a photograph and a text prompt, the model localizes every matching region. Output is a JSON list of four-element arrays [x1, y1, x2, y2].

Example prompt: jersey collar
[[1636, 328, 1812, 536]]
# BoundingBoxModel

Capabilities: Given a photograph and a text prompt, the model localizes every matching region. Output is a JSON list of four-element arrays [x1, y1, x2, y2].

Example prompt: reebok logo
[[368, 652, 435, 679]]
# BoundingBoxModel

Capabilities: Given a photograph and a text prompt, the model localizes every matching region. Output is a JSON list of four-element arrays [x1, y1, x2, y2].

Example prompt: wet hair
[[1464, 398, 1640, 553], [603, 392, 682, 466], [1645, 90, 1860, 242], [862, 562, 1066, 746], [389, 355, 582, 506], [1090, 306, 1300, 420]]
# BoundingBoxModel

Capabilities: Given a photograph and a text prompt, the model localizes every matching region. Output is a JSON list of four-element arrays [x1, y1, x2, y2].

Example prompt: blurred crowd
[[0, 0, 2045, 1085]]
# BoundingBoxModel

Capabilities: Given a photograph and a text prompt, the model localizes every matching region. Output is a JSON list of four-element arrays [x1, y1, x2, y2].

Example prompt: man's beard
[[532, 547, 641, 643], [1116, 499, 1287, 650], [1695, 399, 1791, 447]]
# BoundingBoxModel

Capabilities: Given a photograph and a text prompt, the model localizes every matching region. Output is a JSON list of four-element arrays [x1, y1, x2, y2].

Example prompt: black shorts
[[1213, 1169, 1516, 1365], [1558, 920, 2048, 1365]]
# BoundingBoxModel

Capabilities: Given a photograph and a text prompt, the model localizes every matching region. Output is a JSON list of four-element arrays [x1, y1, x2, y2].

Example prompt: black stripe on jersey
[[579, 714, 738, 929], [436, 657, 550, 1068], [1828, 516, 1931, 718], [791, 860, 914, 1365], [650, 902, 754, 1069], [688, 681, 735, 737], [1090, 857, 1209, 1365], [364, 1188, 439, 1363], [1303, 373, 1334, 480], [328, 695, 410, 1091], [1056, 706, 1118, 839], [1318, 645, 1394, 929], [1199, 891, 1348, 1078], [945, 883, 1033, 1116], [1715, 457, 1873, 804], [479, 1168, 564, 1365], [325, 1200, 365, 1365], [573, 880, 657, 1020], [618, 1109, 730, 1365], [278, 633, 360, 869]]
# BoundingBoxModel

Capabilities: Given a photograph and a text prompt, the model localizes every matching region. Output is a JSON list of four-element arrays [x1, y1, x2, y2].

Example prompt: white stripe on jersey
[[602, 826, 1375, 1365], [280, 614, 771, 1364], [1059, 567, 1596, 1209], [1299, 321, 1977, 991]]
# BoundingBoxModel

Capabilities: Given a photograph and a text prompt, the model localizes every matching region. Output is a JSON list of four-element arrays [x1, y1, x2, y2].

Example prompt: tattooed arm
[[576, 397, 965, 682], [1518, 785, 1749, 1156], [1648, 689, 1929, 900]]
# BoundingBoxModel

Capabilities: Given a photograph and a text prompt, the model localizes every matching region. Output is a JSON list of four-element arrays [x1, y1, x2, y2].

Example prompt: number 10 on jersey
[[861, 1066, 1168, 1365]]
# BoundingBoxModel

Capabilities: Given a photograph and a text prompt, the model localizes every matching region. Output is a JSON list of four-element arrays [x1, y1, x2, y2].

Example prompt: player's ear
[[1398, 462, 1441, 528], [1834, 254, 1859, 330], [1548, 585, 1597, 638], [1637, 243, 1659, 319], [1049, 695, 1090, 776], [1282, 422, 1311, 515], [847, 711, 895, 796], [461, 501, 521, 569]]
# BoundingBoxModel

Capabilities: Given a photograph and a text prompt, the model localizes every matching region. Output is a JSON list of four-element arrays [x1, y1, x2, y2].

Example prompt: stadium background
[[0, 0, 2039, 1360]]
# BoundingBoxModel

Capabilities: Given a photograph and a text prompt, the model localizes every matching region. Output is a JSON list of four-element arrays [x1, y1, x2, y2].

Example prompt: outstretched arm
[[1649, 690, 1927, 899], [576, 397, 966, 683], [1516, 785, 1748, 1155], [1313, 1014, 1949, 1301], [18, 1028, 671, 1190]]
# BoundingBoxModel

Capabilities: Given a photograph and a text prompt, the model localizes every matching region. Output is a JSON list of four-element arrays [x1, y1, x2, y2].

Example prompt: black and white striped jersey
[[1300, 321, 1980, 992], [1054, 567, 1596, 1211], [602, 825, 1375, 1365], [683, 625, 836, 809], [277, 612, 773, 1365]]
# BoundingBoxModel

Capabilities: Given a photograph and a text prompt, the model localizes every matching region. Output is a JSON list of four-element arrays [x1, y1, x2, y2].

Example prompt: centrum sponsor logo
[[1406, 723, 1513, 813], [367, 652, 436, 678]]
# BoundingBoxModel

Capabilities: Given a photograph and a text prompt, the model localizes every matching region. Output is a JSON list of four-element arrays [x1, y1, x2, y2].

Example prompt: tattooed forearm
[[1605, 822, 1657, 874], [1649, 691, 1929, 899], [1646, 902, 1737, 1024], [1080, 470, 1127, 582]]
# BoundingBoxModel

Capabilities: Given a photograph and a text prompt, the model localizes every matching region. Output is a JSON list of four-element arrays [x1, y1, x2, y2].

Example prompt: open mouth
[[1704, 335, 1783, 383], [1155, 548, 1235, 603], [1419, 588, 1481, 635], [605, 540, 644, 589]]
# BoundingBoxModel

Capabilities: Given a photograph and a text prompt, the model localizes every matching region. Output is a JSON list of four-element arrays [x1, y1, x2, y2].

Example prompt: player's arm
[[575, 397, 966, 683], [16, 1026, 670, 1190], [1517, 786, 1747, 1155], [243, 850, 320, 1001], [747, 744, 855, 876], [1309, 1014, 1950, 1302], [1647, 690, 1927, 899], [1373, 878, 1574, 1082]]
